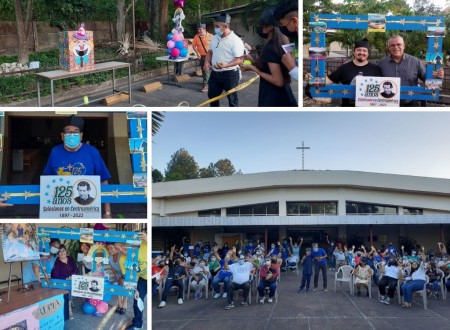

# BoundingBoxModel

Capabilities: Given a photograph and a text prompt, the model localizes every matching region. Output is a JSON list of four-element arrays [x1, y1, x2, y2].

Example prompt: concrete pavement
[[152, 268, 450, 330], [57, 67, 299, 108]]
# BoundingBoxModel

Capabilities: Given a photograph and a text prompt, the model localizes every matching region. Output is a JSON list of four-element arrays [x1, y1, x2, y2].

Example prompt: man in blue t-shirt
[[311, 242, 328, 291], [43, 115, 112, 218]]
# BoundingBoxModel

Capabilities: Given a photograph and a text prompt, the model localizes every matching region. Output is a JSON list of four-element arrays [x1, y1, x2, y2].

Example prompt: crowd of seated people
[[152, 236, 450, 310]]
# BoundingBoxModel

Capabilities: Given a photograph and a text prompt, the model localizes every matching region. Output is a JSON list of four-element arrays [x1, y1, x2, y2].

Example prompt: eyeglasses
[[64, 131, 80, 136], [388, 43, 404, 48]]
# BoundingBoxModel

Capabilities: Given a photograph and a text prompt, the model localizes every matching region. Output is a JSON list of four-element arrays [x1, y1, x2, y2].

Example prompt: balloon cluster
[[82, 294, 112, 317], [166, 30, 188, 59]]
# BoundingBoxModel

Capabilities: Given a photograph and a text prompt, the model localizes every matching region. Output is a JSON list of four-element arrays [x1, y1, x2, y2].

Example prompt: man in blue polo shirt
[[311, 242, 328, 291], [43, 115, 112, 218]]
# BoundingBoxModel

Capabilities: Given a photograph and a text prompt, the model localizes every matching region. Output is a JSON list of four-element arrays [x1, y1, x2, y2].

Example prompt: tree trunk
[[14, 0, 33, 64], [160, 0, 169, 40], [145, 0, 160, 40], [117, 0, 127, 42]]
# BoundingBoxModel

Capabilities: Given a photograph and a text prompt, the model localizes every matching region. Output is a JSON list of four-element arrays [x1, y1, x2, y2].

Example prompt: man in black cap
[[273, 0, 298, 81], [192, 22, 213, 92], [204, 13, 245, 107], [43, 115, 112, 218], [308, 39, 382, 106]]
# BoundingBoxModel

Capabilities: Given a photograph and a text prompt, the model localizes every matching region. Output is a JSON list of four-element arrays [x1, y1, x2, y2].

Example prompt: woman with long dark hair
[[241, 6, 297, 107]]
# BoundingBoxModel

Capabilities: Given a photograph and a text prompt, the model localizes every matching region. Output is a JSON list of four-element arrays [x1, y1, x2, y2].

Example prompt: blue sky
[[152, 111, 450, 179]]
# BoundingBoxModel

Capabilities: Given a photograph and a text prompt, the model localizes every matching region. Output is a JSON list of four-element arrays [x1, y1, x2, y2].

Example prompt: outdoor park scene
[[0, 0, 298, 107], [303, 0, 450, 107]]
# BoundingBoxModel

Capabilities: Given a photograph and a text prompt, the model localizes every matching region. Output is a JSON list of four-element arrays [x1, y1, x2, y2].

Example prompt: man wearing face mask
[[311, 242, 328, 291], [273, 0, 298, 81], [189, 258, 210, 299], [258, 258, 279, 303], [204, 13, 245, 107], [43, 115, 112, 218], [159, 244, 187, 308], [241, 5, 297, 107], [224, 253, 259, 309], [192, 23, 213, 93]]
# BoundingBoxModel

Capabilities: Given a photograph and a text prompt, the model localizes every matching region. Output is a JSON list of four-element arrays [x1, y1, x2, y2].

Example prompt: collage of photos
[[2, 0, 450, 330]]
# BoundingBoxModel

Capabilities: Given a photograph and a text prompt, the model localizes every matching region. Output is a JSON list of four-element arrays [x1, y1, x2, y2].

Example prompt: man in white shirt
[[224, 253, 259, 309], [204, 13, 245, 107]]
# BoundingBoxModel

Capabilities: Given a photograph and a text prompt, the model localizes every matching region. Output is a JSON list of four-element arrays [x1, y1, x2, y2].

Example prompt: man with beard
[[308, 39, 382, 107]]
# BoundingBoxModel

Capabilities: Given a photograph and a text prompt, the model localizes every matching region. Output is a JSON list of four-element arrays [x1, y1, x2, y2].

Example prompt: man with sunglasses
[[43, 115, 112, 218], [273, 0, 298, 81], [203, 13, 245, 107]]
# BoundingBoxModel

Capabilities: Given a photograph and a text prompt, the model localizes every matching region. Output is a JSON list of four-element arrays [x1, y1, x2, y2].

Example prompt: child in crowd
[[298, 247, 313, 293]]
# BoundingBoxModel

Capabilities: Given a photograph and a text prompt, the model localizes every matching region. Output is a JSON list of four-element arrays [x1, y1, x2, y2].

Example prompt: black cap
[[215, 13, 231, 24], [259, 5, 278, 27], [273, 0, 298, 21], [64, 115, 85, 131], [197, 22, 206, 29], [50, 238, 61, 244], [354, 38, 370, 50]]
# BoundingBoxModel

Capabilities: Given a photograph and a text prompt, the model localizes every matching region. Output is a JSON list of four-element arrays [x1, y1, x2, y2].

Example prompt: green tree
[[152, 168, 164, 182], [214, 158, 235, 176], [199, 163, 216, 178], [165, 148, 199, 181]]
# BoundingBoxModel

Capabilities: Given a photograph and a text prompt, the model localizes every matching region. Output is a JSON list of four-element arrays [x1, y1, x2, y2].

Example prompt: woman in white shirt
[[400, 250, 426, 308], [378, 258, 402, 305]]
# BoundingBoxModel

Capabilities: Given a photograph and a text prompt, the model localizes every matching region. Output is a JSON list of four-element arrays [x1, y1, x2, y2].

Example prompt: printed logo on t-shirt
[[350, 72, 364, 85], [57, 162, 87, 175]]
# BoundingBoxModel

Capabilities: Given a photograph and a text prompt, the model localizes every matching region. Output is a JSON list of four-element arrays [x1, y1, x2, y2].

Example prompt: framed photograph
[[425, 52, 444, 65], [1, 224, 40, 262], [425, 79, 443, 90], [309, 47, 326, 60], [308, 77, 326, 87], [368, 14, 386, 32], [309, 22, 327, 33], [427, 26, 445, 37]]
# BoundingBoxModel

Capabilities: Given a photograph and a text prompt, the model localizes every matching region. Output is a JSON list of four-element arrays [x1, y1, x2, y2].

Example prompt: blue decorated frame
[[38, 227, 141, 298], [309, 14, 445, 101], [0, 112, 147, 206]]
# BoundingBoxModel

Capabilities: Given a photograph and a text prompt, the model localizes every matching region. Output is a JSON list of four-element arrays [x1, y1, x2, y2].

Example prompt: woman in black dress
[[241, 6, 297, 107]]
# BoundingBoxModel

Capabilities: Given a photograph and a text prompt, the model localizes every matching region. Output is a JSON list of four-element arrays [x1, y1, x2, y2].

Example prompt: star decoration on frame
[[432, 91, 437, 98], [355, 17, 361, 23], [343, 90, 349, 95], [420, 20, 426, 25], [408, 90, 415, 96], [400, 18, 406, 25], [315, 89, 320, 95], [314, 15, 319, 22], [1, 192, 10, 200], [336, 17, 342, 23], [436, 19, 442, 26], [328, 89, 334, 95]]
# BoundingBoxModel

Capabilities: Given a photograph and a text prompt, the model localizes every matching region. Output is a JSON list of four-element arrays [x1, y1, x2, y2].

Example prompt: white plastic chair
[[334, 265, 354, 294], [353, 267, 373, 298], [377, 273, 402, 305], [400, 275, 429, 309], [187, 274, 209, 300], [444, 274, 450, 300]]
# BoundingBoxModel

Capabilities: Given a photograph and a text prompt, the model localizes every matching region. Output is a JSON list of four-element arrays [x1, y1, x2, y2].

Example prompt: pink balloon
[[179, 33, 184, 41], [172, 33, 182, 42], [171, 48, 180, 57], [174, 0, 184, 8], [167, 40, 175, 48], [89, 298, 100, 306], [182, 40, 188, 48], [96, 301, 109, 314]]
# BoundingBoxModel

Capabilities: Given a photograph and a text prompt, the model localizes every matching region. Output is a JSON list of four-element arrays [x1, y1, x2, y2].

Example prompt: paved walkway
[[65, 295, 147, 330], [152, 268, 450, 330], [58, 68, 298, 108]]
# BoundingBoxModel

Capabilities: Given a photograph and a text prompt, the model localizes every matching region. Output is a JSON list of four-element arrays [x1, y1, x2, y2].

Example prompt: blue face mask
[[214, 27, 223, 36], [239, 260, 244, 265], [64, 134, 81, 149]]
